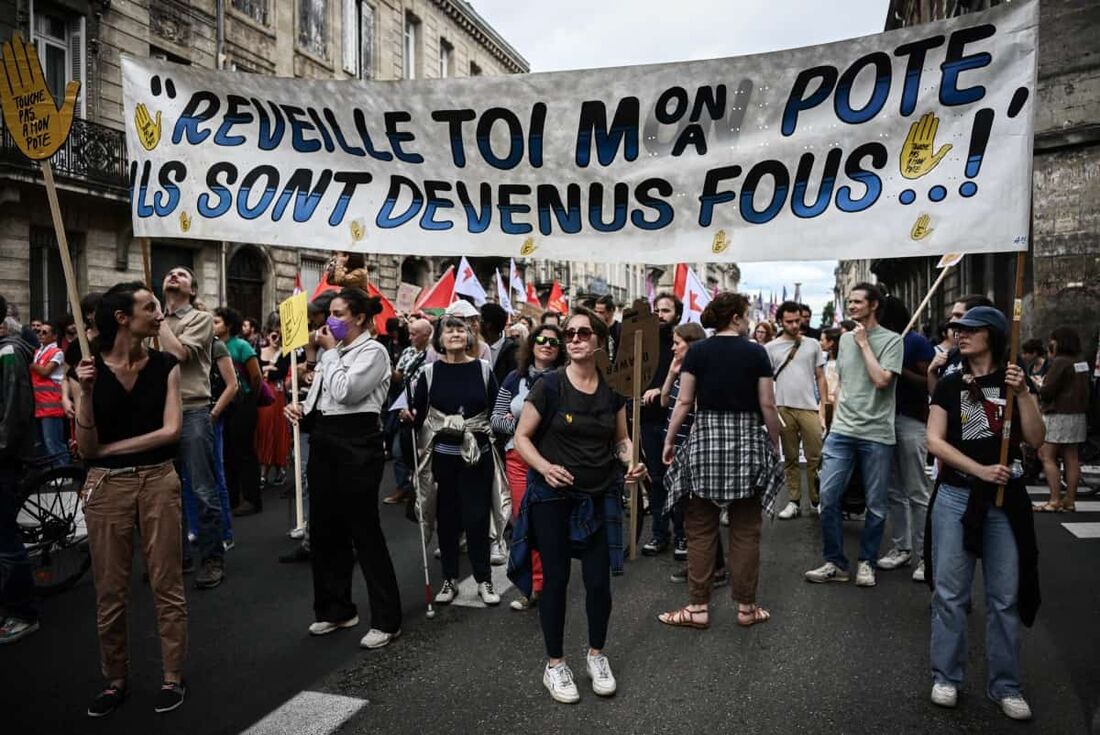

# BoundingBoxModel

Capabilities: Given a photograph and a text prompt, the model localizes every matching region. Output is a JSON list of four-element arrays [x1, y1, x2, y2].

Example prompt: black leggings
[[433, 451, 493, 583], [530, 496, 611, 659]]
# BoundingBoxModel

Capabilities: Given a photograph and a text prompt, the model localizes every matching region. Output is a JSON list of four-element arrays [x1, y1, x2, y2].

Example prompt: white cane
[[408, 416, 436, 619]]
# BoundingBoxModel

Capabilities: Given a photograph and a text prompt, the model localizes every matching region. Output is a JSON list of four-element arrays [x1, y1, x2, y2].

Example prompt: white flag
[[454, 256, 487, 306], [509, 259, 527, 303], [680, 267, 712, 325], [496, 270, 514, 314]]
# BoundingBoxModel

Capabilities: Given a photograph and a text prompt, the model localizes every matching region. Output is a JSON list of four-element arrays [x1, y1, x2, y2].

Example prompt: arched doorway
[[227, 246, 267, 322], [401, 256, 432, 287]]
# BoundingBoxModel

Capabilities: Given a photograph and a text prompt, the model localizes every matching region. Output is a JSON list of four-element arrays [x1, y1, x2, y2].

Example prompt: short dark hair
[[958, 293, 994, 311], [822, 327, 842, 359], [565, 307, 609, 348], [701, 292, 749, 331], [215, 306, 244, 336], [80, 292, 102, 320], [851, 282, 883, 316], [673, 322, 706, 344], [517, 323, 566, 374], [311, 291, 337, 317], [878, 295, 911, 334], [433, 315, 474, 353], [95, 281, 149, 350], [799, 303, 812, 315], [1050, 326, 1082, 357], [479, 302, 508, 333], [776, 301, 803, 320], [595, 294, 616, 311], [540, 310, 562, 325], [654, 292, 683, 320], [1021, 338, 1044, 356]]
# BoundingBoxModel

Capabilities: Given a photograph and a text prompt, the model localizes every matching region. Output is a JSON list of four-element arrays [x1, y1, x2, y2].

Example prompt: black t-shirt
[[681, 335, 771, 413], [526, 368, 625, 494], [90, 349, 179, 469], [931, 368, 1031, 491]]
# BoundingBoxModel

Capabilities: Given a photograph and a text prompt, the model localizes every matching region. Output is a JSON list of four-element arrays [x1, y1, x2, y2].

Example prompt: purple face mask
[[326, 316, 350, 342]]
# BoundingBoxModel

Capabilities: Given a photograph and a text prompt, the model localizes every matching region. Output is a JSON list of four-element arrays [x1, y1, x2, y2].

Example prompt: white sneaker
[[510, 595, 537, 611], [478, 581, 501, 606], [998, 694, 1032, 721], [804, 562, 850, 584], [855, 560, 876, 587], [931, 682, 958, 708], [434, 579, 457, 604], [308, 615, 359, 636], [720, 508, 730, 527], [586, 652, 617, 696], [543, 662, 580, 704], [433, 547, 441, 559], [777, 501, 800, 520], [360, 628, 401, 649], [490, 541, 508, 566], [288, 526, 306, 540], [877, 548, 912, 570], [912, 560, 926, 582]]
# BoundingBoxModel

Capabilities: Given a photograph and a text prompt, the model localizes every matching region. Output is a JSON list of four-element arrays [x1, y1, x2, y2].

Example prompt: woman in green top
[[214, 307, 263, 516]]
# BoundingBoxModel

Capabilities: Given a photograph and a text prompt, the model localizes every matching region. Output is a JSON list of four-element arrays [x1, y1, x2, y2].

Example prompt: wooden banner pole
[[902, 263, 955, 336], [995, 250, 1028, 508], [140, 237, 153, 289], [40, 161, 90, 358], [290, 350, 305, 530], [627, 330, 643, 560]]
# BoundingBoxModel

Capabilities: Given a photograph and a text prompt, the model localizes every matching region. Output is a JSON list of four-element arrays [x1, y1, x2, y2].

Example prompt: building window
[[32, 9, 85, 118], [29, 227, 79, 321], [231, 0, 270, 26], [228, 247, 268, 322], [439, 39, 453, 78], [342, 0, 375, 78], [469, 60, 482, 76], [299, 256, 326, 297], [403, 13, 420, 79], [359, 1, 375, 79], [298, 0, 329, 60]]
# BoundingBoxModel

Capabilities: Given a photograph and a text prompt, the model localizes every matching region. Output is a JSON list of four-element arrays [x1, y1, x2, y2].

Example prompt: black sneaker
[[278, 545, 311, 564], [181, 557, 196, 575], [195, 558, 225, 589], [87, 684, 126, 718], [154, 681, 186, 714], [641, 538, 667, 556], [673, 538, 688, 561], [669, 567, 688, 583]]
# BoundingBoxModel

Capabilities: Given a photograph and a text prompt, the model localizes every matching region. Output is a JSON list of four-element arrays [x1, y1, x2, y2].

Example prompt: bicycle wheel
[[18, 464, 91, 595]]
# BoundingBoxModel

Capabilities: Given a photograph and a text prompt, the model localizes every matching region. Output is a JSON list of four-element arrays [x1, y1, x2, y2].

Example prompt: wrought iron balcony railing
[[0, 117, 128, 193]]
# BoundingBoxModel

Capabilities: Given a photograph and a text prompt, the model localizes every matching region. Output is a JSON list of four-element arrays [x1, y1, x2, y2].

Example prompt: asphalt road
[[3, 471, 1098, 735]]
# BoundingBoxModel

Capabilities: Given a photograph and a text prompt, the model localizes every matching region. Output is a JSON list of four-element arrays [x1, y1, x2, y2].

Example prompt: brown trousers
[[683, 496, 762, 605], [778, 406, 823, 505], [83, 461, 188, 680]]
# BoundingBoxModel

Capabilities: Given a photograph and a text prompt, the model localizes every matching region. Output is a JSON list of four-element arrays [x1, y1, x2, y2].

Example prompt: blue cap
[[948, 305, 1008, 337]]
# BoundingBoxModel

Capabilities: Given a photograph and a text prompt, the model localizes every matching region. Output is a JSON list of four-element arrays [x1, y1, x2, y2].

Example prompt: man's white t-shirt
[[765, 336, 823, 411]]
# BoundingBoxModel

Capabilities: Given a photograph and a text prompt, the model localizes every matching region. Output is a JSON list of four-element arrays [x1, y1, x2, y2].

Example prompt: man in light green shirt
[[804, 283, 902, 589]]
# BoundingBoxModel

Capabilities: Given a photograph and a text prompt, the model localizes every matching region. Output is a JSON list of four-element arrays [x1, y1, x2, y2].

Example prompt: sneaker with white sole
[[912, 560, 926, 582], [777, 501, 800, 520], [804, 562, 850, 583], [288, 526, 306, 540], [490, 541, 508, 566], [877, 548, 912, 570], [0, 616, 40, 645], [931, 682, 958, 708], [543, 662, 580, 704], [586, 652, 617, 696], [997, 694, 1032, 721], [478, 581, 501, 606], [673, 538, 687, 561], [360, 628, 401, 649], [434, 579, 457, 604], [855, 560, 876, 587], [308, 615, 359, 635], [510, 593, 538, 611]]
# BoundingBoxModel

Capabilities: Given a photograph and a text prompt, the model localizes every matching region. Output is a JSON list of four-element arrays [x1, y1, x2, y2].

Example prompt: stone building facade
[[835, 0, 1100, 356]]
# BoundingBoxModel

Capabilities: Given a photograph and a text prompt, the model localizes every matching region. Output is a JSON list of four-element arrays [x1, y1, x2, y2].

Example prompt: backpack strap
[[532, 369, 562, 448]]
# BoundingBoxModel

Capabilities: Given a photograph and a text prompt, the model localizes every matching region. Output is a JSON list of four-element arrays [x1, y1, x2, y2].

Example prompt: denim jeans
[[818, 431, 893, 570], [930, 483, 1022, 699], [178, 407, 223, 562], [888, 414, 931, 557], [0, 459, 37, 622], [641, 420, 683, 543], [391, 428, 412, 493], [184, 418, 234, 543], [37, 416, 68, 467]]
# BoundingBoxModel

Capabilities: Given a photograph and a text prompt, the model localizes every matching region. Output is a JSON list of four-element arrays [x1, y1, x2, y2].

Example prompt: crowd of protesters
[[0, 255, 1096, 722]]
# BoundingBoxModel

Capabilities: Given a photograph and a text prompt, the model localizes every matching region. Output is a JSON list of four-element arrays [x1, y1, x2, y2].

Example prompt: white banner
[[122, 1, 1036, 263]]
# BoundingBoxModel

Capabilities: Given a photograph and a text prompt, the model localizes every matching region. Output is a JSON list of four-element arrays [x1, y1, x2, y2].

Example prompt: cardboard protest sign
[[395, 282, 422, 314], [278, 292, 309, 354], [604, 300, 660, 396], [121, 2, 1036, 264]]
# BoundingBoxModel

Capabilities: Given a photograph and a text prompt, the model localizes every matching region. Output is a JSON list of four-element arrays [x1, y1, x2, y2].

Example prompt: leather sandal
[[658, 605, 709, 629], [737, 605, 771, 627], [1032, 501, 1064, 513]]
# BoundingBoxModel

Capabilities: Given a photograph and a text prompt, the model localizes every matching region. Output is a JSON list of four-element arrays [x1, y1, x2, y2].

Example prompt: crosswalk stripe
[[1061, 523, 1100, 539], [1067, 501, 1100, 512], [240, 690, 367, 735], [452, 562, 513, 608]]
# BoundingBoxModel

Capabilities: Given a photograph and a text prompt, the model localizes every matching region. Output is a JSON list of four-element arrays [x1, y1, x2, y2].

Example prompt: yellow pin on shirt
[[564, 413, 573, 424]]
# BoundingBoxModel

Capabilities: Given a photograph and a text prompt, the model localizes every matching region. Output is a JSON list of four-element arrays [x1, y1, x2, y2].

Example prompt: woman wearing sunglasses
[[509, 308, 647, 704], [491, 324, 566, 611]]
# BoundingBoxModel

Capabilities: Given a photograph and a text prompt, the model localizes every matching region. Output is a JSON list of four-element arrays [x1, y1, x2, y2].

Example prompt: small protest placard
[[604, 300, 660, 397], [396, 282, 422, 314], [278, 292, 309, 355]]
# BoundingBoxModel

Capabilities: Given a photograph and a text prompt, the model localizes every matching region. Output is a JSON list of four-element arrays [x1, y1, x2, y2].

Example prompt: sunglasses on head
[[534, 335, 560, 347], [563, 327, 594, 342]]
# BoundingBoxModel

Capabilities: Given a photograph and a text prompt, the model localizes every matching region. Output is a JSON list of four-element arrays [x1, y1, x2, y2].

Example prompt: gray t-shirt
[[765, 336, 823, 411], [832, 326, 904, 445]]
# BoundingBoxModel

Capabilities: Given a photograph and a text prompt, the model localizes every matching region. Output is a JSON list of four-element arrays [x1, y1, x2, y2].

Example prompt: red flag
[[527, 282, 540, 307], [415, 266, 456, 312], [366, 282, 397, 335], [293, 273, 304, 295], [673, 263, 688, 300], [547, 281, 568, 315], [311, 272, 341, 301]]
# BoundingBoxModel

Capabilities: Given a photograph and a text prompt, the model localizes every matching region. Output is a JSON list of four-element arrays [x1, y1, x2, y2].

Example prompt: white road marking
[[240, 690, 367, 735], [1061, 523, 1100, 539], [1027, 486, 1048, 496], [451, 562, 513, 608], [1068, 501, 1100, 512]]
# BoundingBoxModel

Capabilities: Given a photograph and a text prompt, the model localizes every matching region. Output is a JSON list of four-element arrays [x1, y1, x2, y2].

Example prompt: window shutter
[[341, 0, 357, 74], [68, 15, 85, 117]]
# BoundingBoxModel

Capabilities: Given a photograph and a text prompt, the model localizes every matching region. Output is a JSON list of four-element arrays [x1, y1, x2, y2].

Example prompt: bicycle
[[16, 458, 90, 595]]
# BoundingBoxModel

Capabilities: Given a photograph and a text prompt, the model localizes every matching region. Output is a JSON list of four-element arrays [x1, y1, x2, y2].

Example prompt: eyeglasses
[[534, 335, 560, 347], [563, 327, 594, 342]]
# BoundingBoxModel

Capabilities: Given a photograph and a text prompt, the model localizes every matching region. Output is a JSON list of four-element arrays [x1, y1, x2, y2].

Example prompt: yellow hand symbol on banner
[[349, 218, 365, 241], [910, 213, 933, 241], [711, 229, 729, 254], [179, 211, 192, 232], [520, 237, 537, 256], [0, 33, 79, 160], [900, 112, 952, 179], [135, 103, 162, 151]]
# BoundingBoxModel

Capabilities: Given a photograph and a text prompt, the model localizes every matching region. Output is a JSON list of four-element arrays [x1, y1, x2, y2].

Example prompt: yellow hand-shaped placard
[[278, 292, 310, 355], [519, 237, 537, 256], [900, 112, 953, 179], [179, 211, 192, 232], [0, 33, 79, 160], [135, 103, 162, 151]]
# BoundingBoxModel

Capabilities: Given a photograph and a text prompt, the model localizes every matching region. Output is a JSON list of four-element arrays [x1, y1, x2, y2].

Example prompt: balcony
[[0, 117, 128, 196]]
